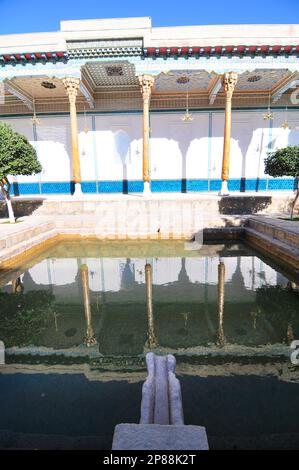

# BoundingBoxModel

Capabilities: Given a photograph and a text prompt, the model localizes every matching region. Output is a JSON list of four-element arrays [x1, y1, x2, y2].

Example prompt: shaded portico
[[1, 17, 299, 197]]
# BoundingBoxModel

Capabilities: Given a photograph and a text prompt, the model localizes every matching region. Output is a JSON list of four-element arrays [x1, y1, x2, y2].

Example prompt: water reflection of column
[[11, 277, 24, 294], [217, 261, 225, 346], [145, 263, 158, 349], [80, 264, 97, 347], [287, 322, 294, 345]]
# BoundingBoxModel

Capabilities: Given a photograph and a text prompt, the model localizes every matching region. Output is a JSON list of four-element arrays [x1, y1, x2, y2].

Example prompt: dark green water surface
[[0, 240, 299, 449]]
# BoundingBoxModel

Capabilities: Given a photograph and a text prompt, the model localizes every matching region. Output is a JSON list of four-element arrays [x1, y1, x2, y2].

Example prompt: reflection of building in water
[[13, 254, 287, 304], [145, 263, 158, 349], [217, 261, 225, 347], [178, 258, 190, 284], [120, 258, 136, 290], [1, 248, 299, 354], [80, 264, 97, 347]]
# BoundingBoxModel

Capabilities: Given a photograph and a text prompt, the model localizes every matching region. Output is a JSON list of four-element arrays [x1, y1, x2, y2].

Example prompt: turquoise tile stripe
[[267, 178, 296, 190], [11, 182, 40, 195], [9, 178, 296, 195], [41, 182, 72, 194]]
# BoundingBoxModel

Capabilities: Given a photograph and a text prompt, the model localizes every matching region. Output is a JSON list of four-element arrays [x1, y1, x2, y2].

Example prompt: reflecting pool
[[0, 240, 299, 449]]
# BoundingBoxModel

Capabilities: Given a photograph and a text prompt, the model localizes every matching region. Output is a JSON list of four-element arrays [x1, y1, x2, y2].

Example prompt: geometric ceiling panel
[[84, 61, 138, 87], [236, 69, 291, 91], [8, 76, 71, 99], [154, 70, 215, 93]]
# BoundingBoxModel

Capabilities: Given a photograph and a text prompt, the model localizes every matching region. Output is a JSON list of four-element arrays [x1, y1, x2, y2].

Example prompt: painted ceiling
[[154, 70, 215, 94], [235, 69, 291, 91], [84, 61, 139, 88], [6, 76, 82, 100], [0, 63, 295, 109]]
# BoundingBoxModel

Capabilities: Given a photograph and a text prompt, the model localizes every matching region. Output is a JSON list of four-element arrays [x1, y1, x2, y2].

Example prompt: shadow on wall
[[114, 130, 131, 195], [218, 196, 272, 215], [0, 199, 44, 219], [151, 118, 198, 193]]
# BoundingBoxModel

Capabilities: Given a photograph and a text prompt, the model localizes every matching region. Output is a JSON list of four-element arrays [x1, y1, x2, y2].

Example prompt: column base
[[73, 182, 83, 197], [143, 181, 151, 196], [219, 180, 229, 196]]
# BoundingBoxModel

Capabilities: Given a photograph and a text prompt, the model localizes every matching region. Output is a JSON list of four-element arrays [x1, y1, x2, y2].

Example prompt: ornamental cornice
[[130, 55, 299, 76], [68, 47, 143, 59]]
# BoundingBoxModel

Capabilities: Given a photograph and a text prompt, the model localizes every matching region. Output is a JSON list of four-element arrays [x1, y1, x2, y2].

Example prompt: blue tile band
[[9, 178, 296, 196]]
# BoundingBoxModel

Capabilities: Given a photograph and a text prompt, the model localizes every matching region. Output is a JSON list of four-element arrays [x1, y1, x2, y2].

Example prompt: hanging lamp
[[83, 106, 89, 134], [31, 98, 40, 125], [263, 93, 274, 121], [182, 92, 193, 122], [282, 106, 290, 130]]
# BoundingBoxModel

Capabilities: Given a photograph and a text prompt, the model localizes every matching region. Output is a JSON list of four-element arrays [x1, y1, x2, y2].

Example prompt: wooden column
[[62, 77, 82, 196], [139, 75, 155, 195], [220, 72, 238, 196], [145, 263, 158, 348], [80, 264, 97, 347], [217, 261, 225, 346]]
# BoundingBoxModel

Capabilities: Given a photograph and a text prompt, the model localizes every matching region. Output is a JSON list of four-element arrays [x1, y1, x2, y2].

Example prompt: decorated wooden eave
[[66, 38, 144, 59], [1, 43, 299, 66], [143, 45, 299, 59], [0, 51, 68, 65]]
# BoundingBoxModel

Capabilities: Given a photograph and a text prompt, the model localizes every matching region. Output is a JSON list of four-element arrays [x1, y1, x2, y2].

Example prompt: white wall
[[150, 113, 210, 179], [94, 114, 142, 181], [35, 116, 71, 182], [1, 110, 299, 185]]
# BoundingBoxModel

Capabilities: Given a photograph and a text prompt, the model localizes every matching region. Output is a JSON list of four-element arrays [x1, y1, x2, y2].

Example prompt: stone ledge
[[245, 227, 299, 272], [112, 424, 209, 450]]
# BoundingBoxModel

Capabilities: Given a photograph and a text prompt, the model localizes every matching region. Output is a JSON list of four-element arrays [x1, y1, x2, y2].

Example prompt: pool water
[[0, 239, 299, 449]]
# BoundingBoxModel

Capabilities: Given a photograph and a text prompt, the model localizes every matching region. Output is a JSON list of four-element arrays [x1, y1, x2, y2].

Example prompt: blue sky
[[0, 0, 299, 34]]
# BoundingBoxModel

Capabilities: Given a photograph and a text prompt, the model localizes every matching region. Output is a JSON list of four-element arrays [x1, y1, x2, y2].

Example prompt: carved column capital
[[62, 77, 80, 105], [222, 72, 238, 98], [139, 75, 155, 103]]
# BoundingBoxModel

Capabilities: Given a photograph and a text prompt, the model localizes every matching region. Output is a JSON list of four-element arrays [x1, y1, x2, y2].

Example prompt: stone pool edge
[[0, 214, 298, 277]]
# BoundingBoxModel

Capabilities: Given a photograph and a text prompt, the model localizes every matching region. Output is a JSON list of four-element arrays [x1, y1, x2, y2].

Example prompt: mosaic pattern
[[154, 70, 215, 93], [9, 178, 296, 196], [236, 69, 291, 91], [81, 181, 97, 193], [41, 182, 72, 194], [267, 178, 296, 190], [67, 39, 143, 50], [67, 39, 143, 58], [84, 61, 138, 88]]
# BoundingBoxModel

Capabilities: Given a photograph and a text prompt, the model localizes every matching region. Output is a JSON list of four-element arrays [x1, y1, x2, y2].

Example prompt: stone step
[[244, 226, 299, 272], [0, 223, 57, 266], [246, 216, 299, 249]]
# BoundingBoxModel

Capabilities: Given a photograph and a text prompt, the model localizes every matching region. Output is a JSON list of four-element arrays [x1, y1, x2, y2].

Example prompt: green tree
[[0, 122, 42, 223], [264, 146, 299, 219]]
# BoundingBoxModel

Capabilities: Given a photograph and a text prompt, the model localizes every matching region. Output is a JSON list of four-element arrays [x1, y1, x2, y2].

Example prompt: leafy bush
[[0, 122, 42, 222], [264, 146, 299, 218]]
